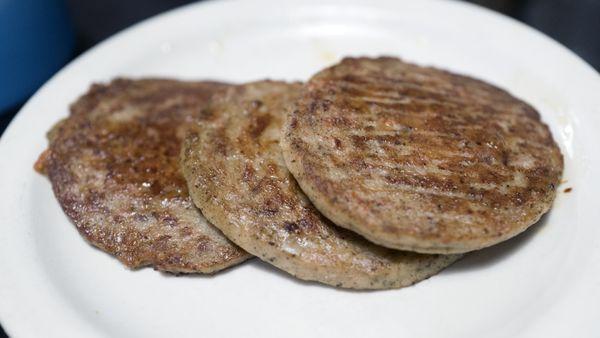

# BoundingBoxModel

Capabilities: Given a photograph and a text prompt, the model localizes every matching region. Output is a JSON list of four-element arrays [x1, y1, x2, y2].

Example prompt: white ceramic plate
[[1, 0, 599, 337]]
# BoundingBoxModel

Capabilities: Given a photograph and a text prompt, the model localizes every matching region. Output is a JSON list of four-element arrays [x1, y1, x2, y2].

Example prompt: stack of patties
[[39, 57, 563, 290]]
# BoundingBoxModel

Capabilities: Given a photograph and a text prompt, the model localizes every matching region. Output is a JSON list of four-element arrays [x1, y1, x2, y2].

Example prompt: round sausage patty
[[39, 79, 250, 273], [281, 57, 563, 254]]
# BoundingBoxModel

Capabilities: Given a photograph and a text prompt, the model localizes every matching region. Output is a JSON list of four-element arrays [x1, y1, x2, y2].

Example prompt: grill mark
[[342, 95, 537, 123], [322, 105, 538, 140], [334, 76, 516, 108], [311, 128, 550, 172], [344, 136, 477, 159], [359, 184, 473, 200], [336, 75, 466, 100]]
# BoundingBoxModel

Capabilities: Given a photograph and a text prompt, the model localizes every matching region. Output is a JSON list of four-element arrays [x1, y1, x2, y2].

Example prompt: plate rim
[[1, 0, 599, 337]]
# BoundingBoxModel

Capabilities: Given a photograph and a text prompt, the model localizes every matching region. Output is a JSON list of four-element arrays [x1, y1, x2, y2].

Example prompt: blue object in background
[[0, 0, 74, 113]]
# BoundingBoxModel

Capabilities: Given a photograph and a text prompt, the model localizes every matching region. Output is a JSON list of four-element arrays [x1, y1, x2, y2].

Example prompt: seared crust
[[181, 81, 460, 289], [41, 78, 250, 273], [281, 57, 563, 254]]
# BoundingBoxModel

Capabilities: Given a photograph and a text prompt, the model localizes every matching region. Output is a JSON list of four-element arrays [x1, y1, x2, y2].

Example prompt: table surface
[[1, 0, 598, 336]]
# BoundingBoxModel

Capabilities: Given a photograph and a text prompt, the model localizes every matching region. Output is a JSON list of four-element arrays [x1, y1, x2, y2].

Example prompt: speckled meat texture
[[281, 57, 563, 254], [181, 80, 460, 289], [38, 78, 250, 273]]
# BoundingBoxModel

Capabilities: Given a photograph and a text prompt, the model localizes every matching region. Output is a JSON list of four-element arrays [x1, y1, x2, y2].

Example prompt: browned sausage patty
[[181, 80, 460, 289], [281, 57, 563, 254], [39, 79, 250, 273]]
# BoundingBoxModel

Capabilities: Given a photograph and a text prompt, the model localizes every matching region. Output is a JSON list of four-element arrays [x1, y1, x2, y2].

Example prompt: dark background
[[1, 0, 599, 336]]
